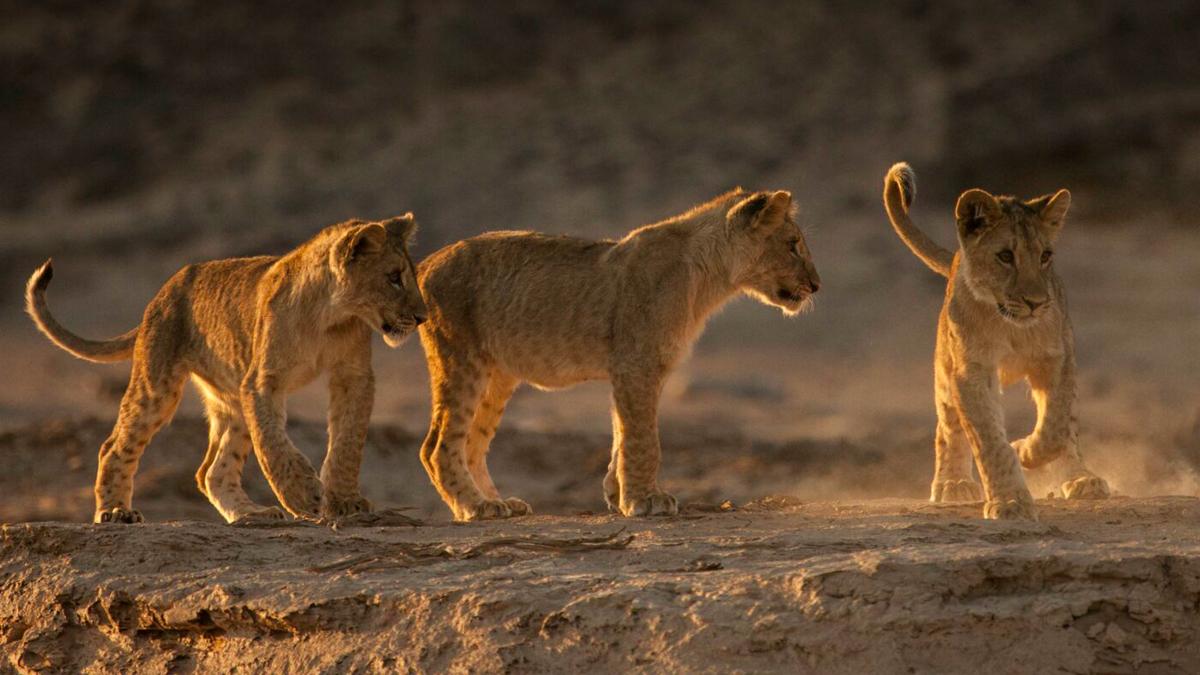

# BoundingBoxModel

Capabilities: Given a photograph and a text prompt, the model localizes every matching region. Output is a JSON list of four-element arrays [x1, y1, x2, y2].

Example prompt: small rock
[[1103, 623, 1128, 647]]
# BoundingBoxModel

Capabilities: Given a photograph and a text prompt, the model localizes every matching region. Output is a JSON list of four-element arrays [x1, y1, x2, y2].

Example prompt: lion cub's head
[[954, 188, 1071, 324], [330, 214, 427, 347], [726, 190, 820, 316]]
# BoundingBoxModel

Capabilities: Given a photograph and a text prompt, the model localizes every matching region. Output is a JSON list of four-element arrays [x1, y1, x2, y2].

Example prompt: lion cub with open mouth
[[416, 189, 819, 520], [26, 216, 425, 524], [883, 162, 1110, 521]]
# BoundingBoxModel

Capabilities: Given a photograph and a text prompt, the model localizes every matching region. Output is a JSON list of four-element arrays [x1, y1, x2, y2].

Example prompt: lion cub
[[416, 190, 819, 520], [26, 216, 426, 524], [883, 163, 1110, 521]]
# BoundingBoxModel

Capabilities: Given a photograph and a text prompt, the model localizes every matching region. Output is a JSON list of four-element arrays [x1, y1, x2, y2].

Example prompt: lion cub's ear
[[727, 190, 791, 235], [381, 213, 418, 245], [333, 223, 388, 270], [954, 189, 1001, 241], [1027, 189, 1070, 239]]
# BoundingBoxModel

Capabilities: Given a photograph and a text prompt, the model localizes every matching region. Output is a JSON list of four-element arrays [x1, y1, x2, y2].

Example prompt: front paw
[[95, 507, 143, 524], [279, 472, 325, 518], [621, 490, 678, 517], [503, 497, 533, 516], [1062, 475, 1111, 500], [603, 475, 620, 513], [230, 506, 288, 525], [931, 478, 985, 503], [322, 492, 373, 519], [1013, 436, 1063, 470], [1011, 437, 1034, 467], [983, 495, 1039, 522], [458, 498, 514, 521]]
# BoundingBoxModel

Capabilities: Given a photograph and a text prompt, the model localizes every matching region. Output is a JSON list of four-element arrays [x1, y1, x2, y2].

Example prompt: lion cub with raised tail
[[417, 190, 819, 520], [26, 216, 426, 524], [883, 162, 1110, 521]]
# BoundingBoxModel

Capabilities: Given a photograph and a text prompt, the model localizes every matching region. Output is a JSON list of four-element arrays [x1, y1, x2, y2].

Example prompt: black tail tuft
[[34, 259, 54, 291]]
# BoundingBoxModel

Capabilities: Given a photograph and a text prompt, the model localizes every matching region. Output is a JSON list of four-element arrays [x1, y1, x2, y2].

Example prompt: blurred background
[[1, 0, 1198, 520]]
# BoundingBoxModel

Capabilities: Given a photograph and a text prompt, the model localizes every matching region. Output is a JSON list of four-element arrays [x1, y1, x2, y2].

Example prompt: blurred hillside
[[3, 1, 1199, 262], [0, 1, 1197, 493]]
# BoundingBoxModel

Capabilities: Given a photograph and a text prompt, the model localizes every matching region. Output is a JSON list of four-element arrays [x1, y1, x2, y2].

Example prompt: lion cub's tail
[[25, 260, 138, 363], [883, 162, 954, 278]]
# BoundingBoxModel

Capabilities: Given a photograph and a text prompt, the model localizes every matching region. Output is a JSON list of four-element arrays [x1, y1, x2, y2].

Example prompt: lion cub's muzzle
[[776, 273, 820, 305], [380, 311, 426, 348], [996, 295, 1050, 323]]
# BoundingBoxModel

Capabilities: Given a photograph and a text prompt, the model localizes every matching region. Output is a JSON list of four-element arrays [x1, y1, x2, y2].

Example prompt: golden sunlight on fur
[[25, 216, 426, 524], [415, 189, 820, 520], [883, 162, 1110, 522]]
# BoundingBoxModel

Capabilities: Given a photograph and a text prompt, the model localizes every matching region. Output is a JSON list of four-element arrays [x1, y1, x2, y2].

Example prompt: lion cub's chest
[[283, 330, 363, 393], [283, 358, 326, 393], [993, 328, 1064, 386]]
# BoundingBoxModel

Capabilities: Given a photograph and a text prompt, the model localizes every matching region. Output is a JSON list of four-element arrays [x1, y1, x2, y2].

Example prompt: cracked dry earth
[[1, 498, 1198, 674]]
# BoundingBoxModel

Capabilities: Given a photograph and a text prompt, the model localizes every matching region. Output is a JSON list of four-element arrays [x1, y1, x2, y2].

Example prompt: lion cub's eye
[[787, 240, 800, 257], [996, 249, 1014, 264], [387, 271, 403, 288], [1041, 250, 1053, 264]]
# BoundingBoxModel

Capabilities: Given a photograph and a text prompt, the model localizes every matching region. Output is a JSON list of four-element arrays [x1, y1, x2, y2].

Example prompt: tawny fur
[[26, 216, 426, 524], [883, 162, 1110, 522], [415, 189, 820, 520]]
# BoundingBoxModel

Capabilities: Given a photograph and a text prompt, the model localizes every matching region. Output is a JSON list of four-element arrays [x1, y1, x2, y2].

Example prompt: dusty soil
[[1, 418, 1199, 674], [2, 498, 1198, 674]]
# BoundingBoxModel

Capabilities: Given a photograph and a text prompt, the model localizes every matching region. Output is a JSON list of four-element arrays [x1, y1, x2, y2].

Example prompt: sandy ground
[[1, 418, 1199, 674], [2, 497, 1198, 674]]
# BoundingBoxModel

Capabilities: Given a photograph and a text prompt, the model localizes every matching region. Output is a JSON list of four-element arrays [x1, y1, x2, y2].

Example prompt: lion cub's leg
[[952, 365, 1038, 521], [610, 373, 677, 517], [198, 400, 287, 523], [463, 369, 530, 515], [603, 410, 621, 512], [94, 362, 186, 524], [420, 339, 515, 521], [1021, 442, 1112, 500], [1047, 448, 1111, 499], [319, 359, 375, 519], [930, 401, 984, 503], [241, 380, 324, 518], [1015, 358, 1110, 500]]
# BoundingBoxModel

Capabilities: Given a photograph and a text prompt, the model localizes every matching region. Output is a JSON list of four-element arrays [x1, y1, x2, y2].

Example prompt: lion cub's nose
[[413, 311, 428, 326], [1023, 296, 1047, 311]]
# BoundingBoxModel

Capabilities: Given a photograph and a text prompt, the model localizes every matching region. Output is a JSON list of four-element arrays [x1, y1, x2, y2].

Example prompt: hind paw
[[1062, 475, 1111, 500]]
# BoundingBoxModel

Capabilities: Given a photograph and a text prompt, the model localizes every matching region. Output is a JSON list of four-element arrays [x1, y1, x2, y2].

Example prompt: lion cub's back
[[418, 231, 619, 378], [148, 255, 277, 378]]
